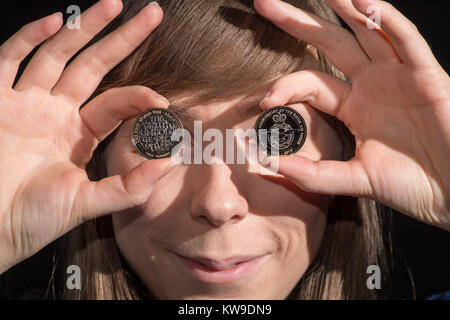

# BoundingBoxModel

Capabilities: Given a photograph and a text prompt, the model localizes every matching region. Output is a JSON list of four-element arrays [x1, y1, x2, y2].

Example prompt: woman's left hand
[[255, 0, 450, 230]]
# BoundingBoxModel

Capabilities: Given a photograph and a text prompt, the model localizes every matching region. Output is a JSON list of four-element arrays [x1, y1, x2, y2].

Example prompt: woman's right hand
[[0, 0, 175, 274]]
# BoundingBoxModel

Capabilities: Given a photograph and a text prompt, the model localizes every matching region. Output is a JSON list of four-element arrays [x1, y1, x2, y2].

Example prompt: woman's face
[[105, 82, 342, 299]]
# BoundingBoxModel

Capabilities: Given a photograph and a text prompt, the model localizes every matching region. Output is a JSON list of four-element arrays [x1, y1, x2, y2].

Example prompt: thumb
[[264, 155, 372, 197], [74, 157, 177, 221]]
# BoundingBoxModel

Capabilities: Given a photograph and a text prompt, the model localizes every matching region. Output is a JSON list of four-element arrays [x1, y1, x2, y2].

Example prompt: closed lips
[[172, 252, 266, 271]]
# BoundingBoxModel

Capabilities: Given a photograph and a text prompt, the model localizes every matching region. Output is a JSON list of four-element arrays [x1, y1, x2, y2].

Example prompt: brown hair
[[57, 0, 392, 300]]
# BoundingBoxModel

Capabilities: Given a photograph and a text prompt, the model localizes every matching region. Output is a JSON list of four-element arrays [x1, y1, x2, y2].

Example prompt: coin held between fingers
[[131, 108, 184, 160], [255, 106, 307, 156]]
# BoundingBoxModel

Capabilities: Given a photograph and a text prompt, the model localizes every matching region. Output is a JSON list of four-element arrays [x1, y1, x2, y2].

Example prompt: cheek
[[112, 166, 189, 230], [105, 137, 142, 175], [273, 210, 327, 292], [106, 137, 191, 237], [267, 204, 327, 268], [111, 168, 328, 299], [246, 175, 329, 267], [108, 130, 329, 297]]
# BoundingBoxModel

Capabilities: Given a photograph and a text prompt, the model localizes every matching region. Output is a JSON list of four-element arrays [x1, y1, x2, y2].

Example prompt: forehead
[[169, 98, 264, 123]]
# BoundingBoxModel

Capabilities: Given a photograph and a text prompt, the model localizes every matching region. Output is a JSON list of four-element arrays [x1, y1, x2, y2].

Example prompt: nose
[[189, 164, 249, 227]]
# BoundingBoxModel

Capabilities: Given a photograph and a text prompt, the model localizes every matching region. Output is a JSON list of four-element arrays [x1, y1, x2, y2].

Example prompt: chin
[[157, 288, 279, 300]]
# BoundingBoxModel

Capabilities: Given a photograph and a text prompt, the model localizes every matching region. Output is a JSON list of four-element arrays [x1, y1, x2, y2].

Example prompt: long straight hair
[[58, 0, 392, 300]]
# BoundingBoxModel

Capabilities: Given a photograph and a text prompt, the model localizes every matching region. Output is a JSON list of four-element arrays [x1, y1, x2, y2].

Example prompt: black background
[[0, 0, 449, 300]]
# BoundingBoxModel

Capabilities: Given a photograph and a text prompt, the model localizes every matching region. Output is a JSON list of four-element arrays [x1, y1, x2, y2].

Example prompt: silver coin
[[131, 108, 183, 160], [255, 106, 307, 156]]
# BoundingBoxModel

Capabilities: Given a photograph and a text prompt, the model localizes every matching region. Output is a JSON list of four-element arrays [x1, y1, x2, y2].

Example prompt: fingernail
[[160, 96, 170, 104], [259, 90, 272, 108], [148, 1, 160, 6], [259, 98, 269, 108], [156, 96, 170, 106], [54, 12, 63, 18], [260, 155, 272, 168]]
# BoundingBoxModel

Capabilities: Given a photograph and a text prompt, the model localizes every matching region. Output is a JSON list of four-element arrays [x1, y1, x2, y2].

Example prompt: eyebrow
[[168, 97, 263, 121]]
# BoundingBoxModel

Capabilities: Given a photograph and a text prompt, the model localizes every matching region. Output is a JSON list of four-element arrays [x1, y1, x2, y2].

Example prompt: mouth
[[169, 250, 270, 284]]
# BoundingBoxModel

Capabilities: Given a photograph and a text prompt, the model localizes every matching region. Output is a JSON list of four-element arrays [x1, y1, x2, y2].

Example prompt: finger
[[259, 70, 351, 120], [352, 0, 436, 67], [264, 154, 372, 196], [15, 0, 123, 91], [0, 13, 62, 87], [253, 0, 371, 76], [326, 0, 401, 63], [52, 2, 163, 104], [75, 157, 178, 221], [80, 85, 170, 148]]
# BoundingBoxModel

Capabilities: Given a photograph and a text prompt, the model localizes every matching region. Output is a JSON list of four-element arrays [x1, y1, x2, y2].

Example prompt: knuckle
[[77, 52, 109, 77], [127, 86, 150, 108], [380, 1, 395, 11], [18, 22, 33, 34], [40, 43, 71, 65], [272, 72, 300, 91], [407, 20, 420, 35], [132, 85, 151, 97], [120, 175, 146, 206]]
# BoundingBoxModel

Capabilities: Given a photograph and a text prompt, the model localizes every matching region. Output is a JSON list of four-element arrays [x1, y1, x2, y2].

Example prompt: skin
[[106, 90, 340, 299], [0, 0, 173, 273], [256, 0, 450, 229], [0, 0, 448, 300]]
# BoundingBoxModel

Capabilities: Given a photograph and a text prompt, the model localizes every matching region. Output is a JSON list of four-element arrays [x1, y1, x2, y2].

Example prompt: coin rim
[[131, 107, 184, 160], [255, 106, 308, 156]]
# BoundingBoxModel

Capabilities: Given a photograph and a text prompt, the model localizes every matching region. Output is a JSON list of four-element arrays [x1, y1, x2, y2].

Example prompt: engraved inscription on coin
[[255, 106, 307, 156], [131, 108, 183, 160]]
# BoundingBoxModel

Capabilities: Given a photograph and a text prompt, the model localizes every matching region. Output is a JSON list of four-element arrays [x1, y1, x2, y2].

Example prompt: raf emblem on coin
[[255, 106, 307, 156], [131, 108, 183, 160]]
